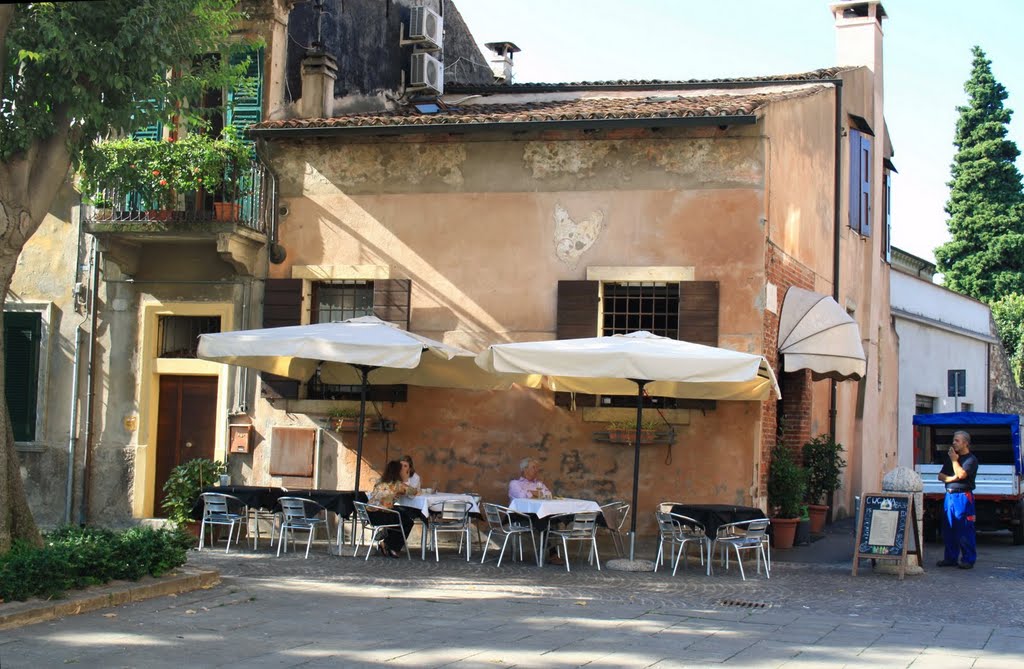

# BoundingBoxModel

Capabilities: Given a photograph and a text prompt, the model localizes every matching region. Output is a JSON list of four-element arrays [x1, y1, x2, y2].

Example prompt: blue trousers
[[942, 491, 976, 565]]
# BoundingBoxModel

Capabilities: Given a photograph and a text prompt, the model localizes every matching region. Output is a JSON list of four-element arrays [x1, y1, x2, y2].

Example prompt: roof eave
[[249, 114, 758, 139]]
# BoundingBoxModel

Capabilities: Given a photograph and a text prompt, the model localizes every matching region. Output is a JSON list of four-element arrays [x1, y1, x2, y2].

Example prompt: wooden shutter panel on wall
[[678, 281, 719, 347], [227, 47, 264, 139], [261, 278, 303, 398], [4, 312, 41, 441], [848, 129, 862, 235], [858, 133, 873, 237], [554, 280, 600, 408], [373, 279, 411, 329]]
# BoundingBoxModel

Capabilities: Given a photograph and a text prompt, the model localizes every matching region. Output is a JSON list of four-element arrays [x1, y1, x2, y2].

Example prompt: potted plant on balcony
[[603, 417, 664, 444], [802, 433, 846, 534], [327, 406, 366, 433], [161, 457, 227, 533], [767, 442, 806, 549]]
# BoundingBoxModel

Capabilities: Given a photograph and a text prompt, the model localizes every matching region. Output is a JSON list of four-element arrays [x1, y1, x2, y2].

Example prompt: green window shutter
[[227, 47, 264, 138], [4, 312, 41, 442]]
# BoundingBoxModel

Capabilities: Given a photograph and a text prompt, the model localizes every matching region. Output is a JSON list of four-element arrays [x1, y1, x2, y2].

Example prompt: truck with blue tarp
[[913, 411, 1024, 544]]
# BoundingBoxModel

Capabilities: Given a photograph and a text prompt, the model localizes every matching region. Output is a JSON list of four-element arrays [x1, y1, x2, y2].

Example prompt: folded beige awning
[[778, 287, 866, 381]]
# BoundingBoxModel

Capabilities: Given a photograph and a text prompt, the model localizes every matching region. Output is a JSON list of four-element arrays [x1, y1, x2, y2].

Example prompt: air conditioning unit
[[409, 6, 443, 48], [410, 52, 444, 95]]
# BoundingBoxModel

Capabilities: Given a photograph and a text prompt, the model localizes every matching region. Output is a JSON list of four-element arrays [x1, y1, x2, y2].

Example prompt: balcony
[[84, 161, 268, 277]]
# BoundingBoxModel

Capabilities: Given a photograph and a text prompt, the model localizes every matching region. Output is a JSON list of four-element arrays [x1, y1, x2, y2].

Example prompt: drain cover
[[719, 598, 771, 609]]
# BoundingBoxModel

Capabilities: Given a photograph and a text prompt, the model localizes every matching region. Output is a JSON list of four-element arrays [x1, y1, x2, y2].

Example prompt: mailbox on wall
[[228, 423, 252, 454]]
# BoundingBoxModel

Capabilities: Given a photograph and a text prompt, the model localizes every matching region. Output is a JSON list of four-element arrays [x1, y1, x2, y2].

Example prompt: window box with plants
[[802, 433, 846, 534], [596, 417, 675, 445], [79, 127, 253, 222], [767, 442, 806, 549]]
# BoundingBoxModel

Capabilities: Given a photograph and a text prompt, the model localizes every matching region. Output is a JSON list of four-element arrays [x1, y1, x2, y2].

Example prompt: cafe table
[[509, 497, 603, 566], [669, 503, 767, 540], [395, 492, 481, 559]]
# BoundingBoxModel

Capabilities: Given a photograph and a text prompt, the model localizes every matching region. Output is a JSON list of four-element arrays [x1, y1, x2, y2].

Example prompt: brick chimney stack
[[299, 51, 338, 119]]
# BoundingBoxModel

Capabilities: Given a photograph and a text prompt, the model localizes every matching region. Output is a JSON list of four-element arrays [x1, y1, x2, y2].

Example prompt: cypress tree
[[935, 47, 1024, 302]]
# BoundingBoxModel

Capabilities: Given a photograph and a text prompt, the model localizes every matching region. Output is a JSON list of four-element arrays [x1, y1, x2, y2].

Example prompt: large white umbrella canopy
[[476, 331, 780, 559], [198, 316, 516, 494]]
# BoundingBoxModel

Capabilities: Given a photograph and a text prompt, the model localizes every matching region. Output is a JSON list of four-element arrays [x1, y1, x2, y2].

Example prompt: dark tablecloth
[[191, 486, 366, 520], [669, 504, 766, 538]]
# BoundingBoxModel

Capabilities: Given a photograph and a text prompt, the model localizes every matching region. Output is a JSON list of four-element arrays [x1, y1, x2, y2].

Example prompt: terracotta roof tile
[[254, 88, 826, 132]]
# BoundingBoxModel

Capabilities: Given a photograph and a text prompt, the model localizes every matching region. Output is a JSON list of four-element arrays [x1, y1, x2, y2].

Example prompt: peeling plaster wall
[[261, 124, 771, 534], [8, 183, 82, 527]]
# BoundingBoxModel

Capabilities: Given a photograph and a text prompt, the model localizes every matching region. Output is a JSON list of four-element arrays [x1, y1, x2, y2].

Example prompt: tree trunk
[[0, 231, 42, 552], [0, 133, 72, 552]]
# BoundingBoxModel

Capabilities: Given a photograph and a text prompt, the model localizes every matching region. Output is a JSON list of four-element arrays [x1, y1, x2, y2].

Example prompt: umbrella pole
[[628, 380, 649, 561], [350, 365, 372, 547]]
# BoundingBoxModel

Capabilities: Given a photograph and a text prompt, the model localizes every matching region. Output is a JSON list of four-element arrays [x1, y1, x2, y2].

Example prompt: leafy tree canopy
[[1, 0, 252, 163], [935, 46, 1024, 302], [991, 293, 1024, 385]]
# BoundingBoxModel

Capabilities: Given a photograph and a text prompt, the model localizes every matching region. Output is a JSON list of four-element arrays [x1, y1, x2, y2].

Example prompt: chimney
[[299, 51, 338, 118], [830, 1, 886, 75], [485, 41, 520, 85]]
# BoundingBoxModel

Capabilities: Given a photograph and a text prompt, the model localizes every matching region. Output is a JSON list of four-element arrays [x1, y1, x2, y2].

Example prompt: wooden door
[[155, 375, 218, 516]]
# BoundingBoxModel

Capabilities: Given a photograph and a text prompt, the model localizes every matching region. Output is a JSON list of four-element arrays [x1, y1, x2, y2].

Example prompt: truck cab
[[913, 412, 1024, 545]]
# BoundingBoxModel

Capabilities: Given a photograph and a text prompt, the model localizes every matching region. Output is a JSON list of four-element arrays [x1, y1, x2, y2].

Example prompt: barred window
[[158, 315, 221, 358], [313, 281, 374, 323]]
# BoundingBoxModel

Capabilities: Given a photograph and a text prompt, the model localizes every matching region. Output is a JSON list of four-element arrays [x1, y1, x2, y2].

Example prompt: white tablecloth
[[508, 497, 601, 518], [396, 492, 480, 518]]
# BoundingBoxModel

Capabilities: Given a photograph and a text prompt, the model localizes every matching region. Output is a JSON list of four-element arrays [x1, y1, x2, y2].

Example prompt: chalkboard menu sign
[[852, 492, 922, 580]]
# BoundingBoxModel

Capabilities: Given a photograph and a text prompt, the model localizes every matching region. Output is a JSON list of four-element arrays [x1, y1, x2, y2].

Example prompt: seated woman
[[367, 460, 418, 558], [400, 455, 422, 490]]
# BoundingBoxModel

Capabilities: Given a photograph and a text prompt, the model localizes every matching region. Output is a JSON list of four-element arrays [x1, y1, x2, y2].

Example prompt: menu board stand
[[852, 492, 921, 580]]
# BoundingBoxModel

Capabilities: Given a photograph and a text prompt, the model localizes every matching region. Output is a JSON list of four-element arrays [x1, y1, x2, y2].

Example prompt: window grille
[[313, 280, 374, 323], [601, 282, 679, 408], [158, 316, 221, 358]]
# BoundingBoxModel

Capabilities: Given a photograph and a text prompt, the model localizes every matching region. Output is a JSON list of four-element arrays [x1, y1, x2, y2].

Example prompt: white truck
[[913, 411, 1024, 545]]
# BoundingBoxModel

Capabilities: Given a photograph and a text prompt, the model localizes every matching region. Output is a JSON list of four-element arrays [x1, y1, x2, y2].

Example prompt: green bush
[[162, 458, 227, 527], [802, 433, 846, 505], [0, 525, 192, 603], [767, 443, 806, 519]]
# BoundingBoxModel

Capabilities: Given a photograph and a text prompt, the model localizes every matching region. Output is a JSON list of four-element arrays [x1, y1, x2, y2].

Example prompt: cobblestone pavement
[[1, 527, 1022, 668]]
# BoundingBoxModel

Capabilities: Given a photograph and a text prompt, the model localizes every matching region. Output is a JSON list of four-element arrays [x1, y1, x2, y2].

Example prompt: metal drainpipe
[[829, 78, 844, 442], [65, 325, 82, 524], [79, 241, 100, 526]]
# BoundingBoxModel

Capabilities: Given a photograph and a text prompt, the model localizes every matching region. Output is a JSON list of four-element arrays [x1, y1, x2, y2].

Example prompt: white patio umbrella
[[198, 316, 518, 495], [476, 331, 781, 559]]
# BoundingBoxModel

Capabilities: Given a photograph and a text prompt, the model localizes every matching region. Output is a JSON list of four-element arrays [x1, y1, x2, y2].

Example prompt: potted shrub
[[162, 457, 227, 532], [802, 433, 846, 533], [327, 406, 365, 433], [767, 442, 806, 549]]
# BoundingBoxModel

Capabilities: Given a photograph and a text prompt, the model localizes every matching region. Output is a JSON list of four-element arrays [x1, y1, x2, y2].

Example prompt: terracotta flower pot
[[807, 503, 829, 534], [213, 202, 240, 221], [770, 516, 799, 549]]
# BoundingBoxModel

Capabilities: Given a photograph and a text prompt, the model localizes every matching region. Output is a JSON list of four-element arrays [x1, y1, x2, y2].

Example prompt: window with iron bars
[[158, 316, 221, 358], [308, 280, 407, 402], [600, 281, 679, 409]]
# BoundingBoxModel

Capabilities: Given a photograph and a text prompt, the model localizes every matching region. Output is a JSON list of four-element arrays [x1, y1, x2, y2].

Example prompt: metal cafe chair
[[480, 503, 537, 567], [276, 497, 331, 559], [654, 511, 710, 576], [544, 511, 601, 573], [353, 501, 412, 560], [711, 518, 771, 580], [599, 500, 630, 557], [428, 499, 473, 562], [197, 492, 249, 553]]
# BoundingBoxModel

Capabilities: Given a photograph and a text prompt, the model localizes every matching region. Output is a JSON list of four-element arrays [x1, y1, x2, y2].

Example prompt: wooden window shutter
[[373, 279, 411, 329], [858, 133, 873, 237], [883, 171, 892, 262], [261, 278, 303, 399], [555, 280, 600, 408], [678, 281, 719, 347], [4, 312, 41, 441], [227, 47, 264, 139], [848, 129, 862, 234]]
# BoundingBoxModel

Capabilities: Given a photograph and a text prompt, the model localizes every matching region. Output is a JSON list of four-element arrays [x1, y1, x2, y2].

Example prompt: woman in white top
[[400, 455, 421, 490]]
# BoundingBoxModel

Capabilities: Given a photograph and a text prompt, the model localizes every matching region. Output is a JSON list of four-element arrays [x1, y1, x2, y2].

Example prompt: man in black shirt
[[936, 430, 979, 569]]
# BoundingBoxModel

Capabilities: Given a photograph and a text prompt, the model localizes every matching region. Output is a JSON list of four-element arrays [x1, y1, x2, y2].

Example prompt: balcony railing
[[84, 161, 267, 235]]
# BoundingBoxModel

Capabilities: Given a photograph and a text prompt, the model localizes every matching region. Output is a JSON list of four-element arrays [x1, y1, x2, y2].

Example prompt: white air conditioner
[[410, 52, 444, 95], [409, 6, 443, 48]]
